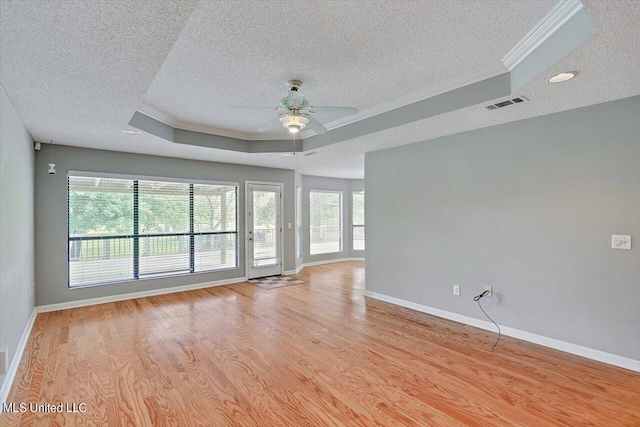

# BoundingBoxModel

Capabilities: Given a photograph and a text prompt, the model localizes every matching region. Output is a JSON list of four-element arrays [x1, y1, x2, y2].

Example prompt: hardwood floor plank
[[2, 261, 638, 426]]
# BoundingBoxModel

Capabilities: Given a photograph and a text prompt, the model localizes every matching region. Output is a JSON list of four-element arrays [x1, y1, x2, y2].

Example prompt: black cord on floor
[[474, 291, 501, 351]]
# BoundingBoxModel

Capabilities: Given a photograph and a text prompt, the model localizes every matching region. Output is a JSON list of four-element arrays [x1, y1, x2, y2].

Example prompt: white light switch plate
[[612, 235, 631, 250]]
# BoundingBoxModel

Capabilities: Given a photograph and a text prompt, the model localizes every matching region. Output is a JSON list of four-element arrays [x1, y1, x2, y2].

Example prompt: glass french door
[[247, 183, 283, 279]]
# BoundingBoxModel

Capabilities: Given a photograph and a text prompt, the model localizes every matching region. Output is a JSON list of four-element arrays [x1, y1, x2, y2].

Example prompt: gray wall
[[365, 96, 640, 360], [0, 84, 35, 390], [35, 145, 297, 306], [301, 175, 364, 263], [294, 171, 304, 270]]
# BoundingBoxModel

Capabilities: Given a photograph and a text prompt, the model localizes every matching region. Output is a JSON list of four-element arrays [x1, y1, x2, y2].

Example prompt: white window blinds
[[68, 176, 134, 286], [352, 191, 365, 251], [68, 174, 238, 288], [309, 190, 342, 255]]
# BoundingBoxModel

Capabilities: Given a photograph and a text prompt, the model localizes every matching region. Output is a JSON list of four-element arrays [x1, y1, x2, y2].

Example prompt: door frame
[[245, 181, 284, 279]]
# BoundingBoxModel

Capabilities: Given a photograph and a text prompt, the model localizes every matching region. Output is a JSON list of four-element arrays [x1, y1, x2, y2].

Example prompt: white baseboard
[[285, 257, 364, 275], [37, 277, 248, 313], [302, 257, 365, 268], [284, 264, 304, 275], [364, 290, 640, 373], [1, 307, 37, 405]]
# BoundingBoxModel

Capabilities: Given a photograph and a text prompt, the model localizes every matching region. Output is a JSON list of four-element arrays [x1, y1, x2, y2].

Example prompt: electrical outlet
[[0, 347, 7, 375], [484, 285, 493, 297], [453, 285, 460, 296]]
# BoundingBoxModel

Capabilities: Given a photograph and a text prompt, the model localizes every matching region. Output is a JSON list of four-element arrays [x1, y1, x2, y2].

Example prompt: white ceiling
[[142, 0, 554, 137], [0, 0, 197, 156], [1, 0, 639, 179]]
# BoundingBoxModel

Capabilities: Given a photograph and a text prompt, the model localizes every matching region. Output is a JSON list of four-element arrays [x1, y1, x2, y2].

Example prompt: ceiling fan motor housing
[[280, 91, 308, 110]]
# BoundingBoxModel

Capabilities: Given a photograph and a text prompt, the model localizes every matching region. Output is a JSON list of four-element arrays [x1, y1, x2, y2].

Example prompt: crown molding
[[134, 1, 581, 144], [304, 0, 585, 139], [138, 63, 507, 142], [502, 0, 584, 71], [300, 62, 508, 139], [136, 104, 286, 141], [136, 103, 175, 127]]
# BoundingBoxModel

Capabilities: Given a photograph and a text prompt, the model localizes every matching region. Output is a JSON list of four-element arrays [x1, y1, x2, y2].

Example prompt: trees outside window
[[353, 192, 365, 251], [68, 175, 237, 287], [310, 191, 342, 255]]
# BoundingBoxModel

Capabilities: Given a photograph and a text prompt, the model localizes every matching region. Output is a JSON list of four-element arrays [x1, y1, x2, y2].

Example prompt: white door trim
[[245, 181, 284, 279]]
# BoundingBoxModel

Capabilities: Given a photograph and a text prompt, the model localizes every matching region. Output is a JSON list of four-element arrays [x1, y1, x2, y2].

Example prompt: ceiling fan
[[233, 80, 358, 135]]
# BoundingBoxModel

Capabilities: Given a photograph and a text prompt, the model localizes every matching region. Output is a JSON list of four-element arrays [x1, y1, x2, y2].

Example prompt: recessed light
[[122, 130, 140, 135], [548, 71, 577, 83]]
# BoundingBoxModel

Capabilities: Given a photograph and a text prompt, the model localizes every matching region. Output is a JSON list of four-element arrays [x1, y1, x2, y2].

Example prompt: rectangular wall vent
[[494, 100, 514, 108], [486, 96, 528, 111]]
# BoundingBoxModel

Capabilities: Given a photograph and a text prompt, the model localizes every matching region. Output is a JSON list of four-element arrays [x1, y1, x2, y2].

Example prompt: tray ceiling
[[142, 0, 555, 137], [1, 0, 639, 179]]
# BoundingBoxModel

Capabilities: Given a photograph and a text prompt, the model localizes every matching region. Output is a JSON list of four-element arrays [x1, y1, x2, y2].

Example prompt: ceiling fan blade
[[229, 106, 278, 110], [304, 115, 328, 134], [257, 115, 283, 132], [309, 106, 358, 115]]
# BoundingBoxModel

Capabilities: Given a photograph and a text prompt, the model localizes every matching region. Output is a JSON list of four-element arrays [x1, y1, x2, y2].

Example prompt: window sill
[[309, 251, 344, 256], [68, 266, 240, 290]]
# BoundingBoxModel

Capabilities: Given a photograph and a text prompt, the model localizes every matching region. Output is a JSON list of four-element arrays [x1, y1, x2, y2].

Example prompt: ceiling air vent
[[486, 96, 528, 111]]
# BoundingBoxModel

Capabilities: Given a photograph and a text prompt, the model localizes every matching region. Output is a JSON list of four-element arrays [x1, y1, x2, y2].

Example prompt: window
[[352, 191, 365, 250], [68, 173, 237, 288], [296, 186, 302, 259], [309, 190, 342, 255]]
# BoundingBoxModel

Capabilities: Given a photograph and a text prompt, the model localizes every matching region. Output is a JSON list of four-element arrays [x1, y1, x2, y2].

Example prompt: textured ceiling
[[315, 0, 640, 174], [143, 0, 554, 136], [0, 0, 197, 150], [1, 1, 639, 180]]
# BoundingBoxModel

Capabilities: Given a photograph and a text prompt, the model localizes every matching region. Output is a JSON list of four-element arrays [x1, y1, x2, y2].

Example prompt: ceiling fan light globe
[[280, 115, 309, 133]]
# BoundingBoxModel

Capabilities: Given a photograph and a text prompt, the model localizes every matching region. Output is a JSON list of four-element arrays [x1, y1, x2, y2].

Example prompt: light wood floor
[[2, 261, 639, 426]]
